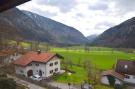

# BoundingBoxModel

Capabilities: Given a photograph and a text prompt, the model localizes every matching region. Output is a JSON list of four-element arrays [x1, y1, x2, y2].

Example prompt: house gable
[[115, 59, 135, 75]]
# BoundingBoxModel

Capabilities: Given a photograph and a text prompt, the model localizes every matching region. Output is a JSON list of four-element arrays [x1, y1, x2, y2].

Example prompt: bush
[[0, 72, 7, 77], [114, 84, 125, 89], [0, 78, 17, 89], [107, 75, 115, 87]]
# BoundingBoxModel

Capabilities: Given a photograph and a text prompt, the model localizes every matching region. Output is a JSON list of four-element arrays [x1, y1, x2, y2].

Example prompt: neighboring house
[[101, 59, 135, 85], [0, 49, 22, 64], [13, 51, 63, 78], [115, 60, 135, 84], [101, 70, 124, 85]]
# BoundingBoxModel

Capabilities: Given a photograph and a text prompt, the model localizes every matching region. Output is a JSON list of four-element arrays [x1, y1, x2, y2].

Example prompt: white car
[[30, 75, 42, 81]]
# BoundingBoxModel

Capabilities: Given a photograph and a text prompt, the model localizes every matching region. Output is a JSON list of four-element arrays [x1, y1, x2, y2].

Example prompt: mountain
[[92, 17, 135, 48], [0, 8, 53, 42], [0, 8, 88, 45], [87, 34, 98, 43], [22, 11, 88, 45]]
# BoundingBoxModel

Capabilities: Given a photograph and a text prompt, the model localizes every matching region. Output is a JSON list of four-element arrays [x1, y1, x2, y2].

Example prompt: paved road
[[49, 82, 80, 89], [7, 74, 80, 89], [7, 75, 45, 89], [127, 86, 135, 89]]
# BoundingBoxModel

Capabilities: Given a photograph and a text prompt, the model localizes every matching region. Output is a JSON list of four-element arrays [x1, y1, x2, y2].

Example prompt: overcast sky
[[18, 0, 135, 36]]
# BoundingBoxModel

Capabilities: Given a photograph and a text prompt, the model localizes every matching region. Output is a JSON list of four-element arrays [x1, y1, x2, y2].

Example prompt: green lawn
[[52, 48, 135, 69], [51, 47, 135, 89]]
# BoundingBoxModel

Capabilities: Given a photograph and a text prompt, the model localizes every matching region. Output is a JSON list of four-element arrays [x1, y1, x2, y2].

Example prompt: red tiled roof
[[0, 49, 16, 57], [101, 70, 124, 80], [0, 52, 8, 57], [13, 51, 58, 66]]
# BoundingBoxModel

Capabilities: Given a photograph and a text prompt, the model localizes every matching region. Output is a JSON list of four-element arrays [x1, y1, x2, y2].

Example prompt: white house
[[13, 51, 63, 78], [101, 59, 135, 85]]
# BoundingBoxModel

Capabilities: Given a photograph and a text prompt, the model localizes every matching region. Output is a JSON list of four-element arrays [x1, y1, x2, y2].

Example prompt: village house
[[13, 51, 63, 78], [0, 49, 22, 64], [101, 59, 135, 85]]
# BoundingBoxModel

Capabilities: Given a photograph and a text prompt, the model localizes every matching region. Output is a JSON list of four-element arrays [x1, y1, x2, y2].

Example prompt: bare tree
[[45, 44, 50, 52], [66, 57, 73, 68], [83, 60, 98, 88], [84, 45, 90, 52], [77, 58, 81, 66]]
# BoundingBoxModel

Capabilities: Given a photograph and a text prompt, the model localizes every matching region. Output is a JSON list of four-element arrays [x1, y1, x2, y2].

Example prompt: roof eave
[[0, 0, 31, 12]]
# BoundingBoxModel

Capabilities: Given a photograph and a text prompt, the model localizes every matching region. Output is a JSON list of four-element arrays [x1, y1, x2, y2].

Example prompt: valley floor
[[50, 47, 135, 89]]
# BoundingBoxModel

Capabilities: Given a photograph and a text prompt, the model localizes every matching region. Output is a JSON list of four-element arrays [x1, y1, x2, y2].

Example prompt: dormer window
[[125, 75, 130, 79], [36, 64, 39, 66], [28, 64, 32, 66]]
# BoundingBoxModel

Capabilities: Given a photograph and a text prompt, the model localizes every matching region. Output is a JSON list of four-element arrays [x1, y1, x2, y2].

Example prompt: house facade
[[101, 59, 135, 85], [13, 51, 62, 78]]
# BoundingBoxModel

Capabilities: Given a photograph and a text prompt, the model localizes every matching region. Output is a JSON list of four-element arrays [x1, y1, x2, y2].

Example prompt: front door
[[27, 70, 33, 77], [39, 70, 42, 76]]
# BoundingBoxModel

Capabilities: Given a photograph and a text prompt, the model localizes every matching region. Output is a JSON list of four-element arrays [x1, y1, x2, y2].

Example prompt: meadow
[[51, 47, 135, 70], [50, 47, 135, 89]]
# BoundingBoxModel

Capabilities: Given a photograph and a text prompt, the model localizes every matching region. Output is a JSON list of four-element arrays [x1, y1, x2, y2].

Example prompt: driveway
[[7, 75, 45, 89]]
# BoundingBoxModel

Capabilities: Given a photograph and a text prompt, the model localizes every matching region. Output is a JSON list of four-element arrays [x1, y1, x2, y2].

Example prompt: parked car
[[30, 75, 42, 81]]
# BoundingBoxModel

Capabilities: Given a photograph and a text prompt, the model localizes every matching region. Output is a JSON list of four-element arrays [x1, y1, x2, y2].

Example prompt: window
[[11, 58, 14, 61], [50, 70, 53, 74], [20, 70, 23, 73], [55, 68, 58, 72], [124, 65, 128, 69], [125, 75, 130, 79], [50, 63, 53, 66], [28, 64, 32, 66], [55, 61, 58, 65], [36, 64, 39, 66]]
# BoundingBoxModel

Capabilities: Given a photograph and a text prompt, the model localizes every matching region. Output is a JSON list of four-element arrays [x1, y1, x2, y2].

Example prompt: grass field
[[51, 47, 135, 69], [50, 47, 135, 89]]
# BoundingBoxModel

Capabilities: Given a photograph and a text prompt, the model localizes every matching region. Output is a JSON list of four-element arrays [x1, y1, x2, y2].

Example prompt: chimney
[[37, 50, 41, 54]]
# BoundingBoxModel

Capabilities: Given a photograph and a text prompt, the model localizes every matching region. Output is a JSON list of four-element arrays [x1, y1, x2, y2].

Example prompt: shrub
[[107, 75, 115, 87], [114, 84, 125, 89], [0, 78, 16, 89]]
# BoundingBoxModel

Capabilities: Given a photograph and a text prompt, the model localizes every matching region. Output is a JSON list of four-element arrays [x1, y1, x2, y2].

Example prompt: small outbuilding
[[101, 59, 135, 85], [101, 70, 124, 85]]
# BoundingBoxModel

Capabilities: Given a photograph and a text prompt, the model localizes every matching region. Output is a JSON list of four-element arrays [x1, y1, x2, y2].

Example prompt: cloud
[[30, 8, 57, 17], [95, 22, 116, 30], [35, 0, 77, 13], [89, 2, 109, 11], [76, 13, 84, 18], [17, 0, 135, 36], [113, 0, 135, 13]]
